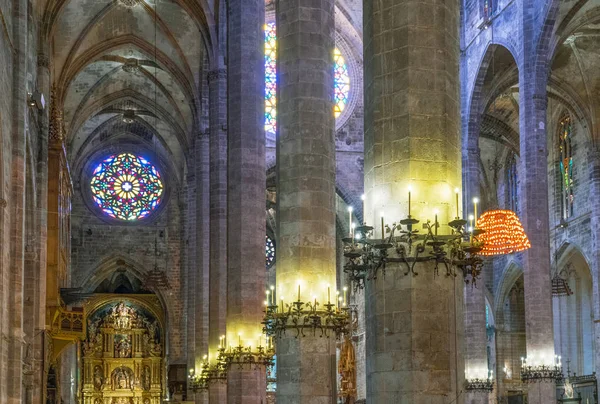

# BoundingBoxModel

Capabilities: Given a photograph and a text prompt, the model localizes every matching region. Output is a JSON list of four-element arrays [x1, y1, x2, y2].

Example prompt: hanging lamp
[[476, 209, 531, 256]]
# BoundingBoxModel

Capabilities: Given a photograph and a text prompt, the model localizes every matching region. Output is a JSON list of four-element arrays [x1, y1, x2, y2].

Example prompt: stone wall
[[70, 184, 186, 362]]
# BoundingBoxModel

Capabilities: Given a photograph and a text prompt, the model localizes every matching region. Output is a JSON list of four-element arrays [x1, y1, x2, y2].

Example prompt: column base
[[465, 390, 491, 404], [276, 336, 336, 404], [227, 367, 266, 404], [527, 381, 557, 404], [365, 262, 465, 404]]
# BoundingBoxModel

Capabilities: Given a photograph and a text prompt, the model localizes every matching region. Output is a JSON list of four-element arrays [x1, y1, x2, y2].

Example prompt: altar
[[80, 297, 165, 404]]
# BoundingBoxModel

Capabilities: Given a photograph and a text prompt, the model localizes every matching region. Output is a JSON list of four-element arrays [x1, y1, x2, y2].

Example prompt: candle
[[313, 295, 317, 308], [473, 197, 479, 223], [338, 296, 343, 310], [266, 290, 271, 306], [327, 285, 331, 304], [361, 194, 365, 224], [380, 212, 385, 240], [351, 222, 356, 242], [348, 206, 353, 236], [270, 285, 275, 302], [408, 186, 412, 217], [468, 214, 474, 230], [297, 284, 301, 302], [343, 286, 348, 306], [238, 334, 241, 347], [280, 298, 284, 313], [434, 209, 439, 235], [455, 188, 460, 218]]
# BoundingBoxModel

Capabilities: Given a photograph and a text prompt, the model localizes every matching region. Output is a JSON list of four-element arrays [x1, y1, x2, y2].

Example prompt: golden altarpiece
[[81, 298, 165, 404]]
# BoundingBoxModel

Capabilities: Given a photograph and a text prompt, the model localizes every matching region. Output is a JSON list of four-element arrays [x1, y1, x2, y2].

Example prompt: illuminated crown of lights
[[476, 209, 531, 256]]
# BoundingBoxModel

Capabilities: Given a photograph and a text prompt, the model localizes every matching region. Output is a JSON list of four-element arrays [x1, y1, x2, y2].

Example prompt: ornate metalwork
[[343, 216, 484, 289], [262, 299, 351, 339], [465, 378, 494, 392], [520, 364, 563, 383]]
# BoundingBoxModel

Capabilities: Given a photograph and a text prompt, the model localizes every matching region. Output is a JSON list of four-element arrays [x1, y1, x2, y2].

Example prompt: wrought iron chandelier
[[520, 355, 563, 383], [342, 207, 485, 289]]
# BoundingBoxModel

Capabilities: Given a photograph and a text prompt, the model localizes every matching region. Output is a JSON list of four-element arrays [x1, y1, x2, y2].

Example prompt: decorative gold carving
[[81, 297, 165, 404], [48, 87, 64, 145], [111, 366, 134, 390], [338, 336, 357, 400]]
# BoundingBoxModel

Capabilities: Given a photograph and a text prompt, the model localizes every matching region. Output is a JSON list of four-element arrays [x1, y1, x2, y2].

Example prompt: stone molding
[[0, 198, 6, 208]]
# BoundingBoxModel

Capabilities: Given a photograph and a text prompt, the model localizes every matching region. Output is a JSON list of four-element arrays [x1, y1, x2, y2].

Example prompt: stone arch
[[494, 261, 524, 319], [553, 242, 595, 375], [463, 42, 519, 215], [78, 255, 171, 323]]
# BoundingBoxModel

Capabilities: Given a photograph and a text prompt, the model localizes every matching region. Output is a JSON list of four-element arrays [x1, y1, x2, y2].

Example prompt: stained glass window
[[264, 23, 350, 134], [265, 23, 277, 135], [266, 235, 275, 268], [90, 153, 163, 221], [558, 116, 574, 219], [334, 48, 350, 119], [506, 153, 518, 212]]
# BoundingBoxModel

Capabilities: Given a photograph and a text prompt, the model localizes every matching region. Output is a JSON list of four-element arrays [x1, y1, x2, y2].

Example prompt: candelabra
[[520, 356, 563, 383], [343, 214, 484, 289], [219, 343, 275, 370], [465, 370, 495, 392], [262, 298, 351, 339], [189, 355, 228, 392]]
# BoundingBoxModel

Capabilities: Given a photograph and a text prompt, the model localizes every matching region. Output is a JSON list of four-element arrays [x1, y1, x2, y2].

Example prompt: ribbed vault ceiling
[[47, 0, 213, 178]]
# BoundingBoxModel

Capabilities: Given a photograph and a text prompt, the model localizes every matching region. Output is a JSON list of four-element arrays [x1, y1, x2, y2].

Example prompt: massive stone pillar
[[363, 0, 464, 402], [6, 0, 28, 399], [518, 83, 556, 403], [464, 281, 492, 404], [208, 67, 228, 403], [275, 0, 337, 402], [590, 147, 600, 381], [226, 0, 267, 402]]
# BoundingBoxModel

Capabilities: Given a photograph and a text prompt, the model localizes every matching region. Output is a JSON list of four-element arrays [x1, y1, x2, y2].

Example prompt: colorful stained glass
[[264, 23, 350, 134], [265, 23, 277, 134], [334, 48, 350, 119], [558, 116, 574, 219], [266, 235, 275, 268], [90, 153, 163, 221]]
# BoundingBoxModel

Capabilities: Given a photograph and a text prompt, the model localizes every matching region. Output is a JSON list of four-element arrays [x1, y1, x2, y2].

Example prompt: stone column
[[363, 0, 464, 402], [275, 0, 337, 402], [194, 131, 210, 404], [7, 0, 28, 399], [518, 83, 556, 402], [589, 146, 600, 380], [208, 67, 228, 403], [462, 111, 491, 403], [464, 282, 492, 404], [226, 0, 266, 402]]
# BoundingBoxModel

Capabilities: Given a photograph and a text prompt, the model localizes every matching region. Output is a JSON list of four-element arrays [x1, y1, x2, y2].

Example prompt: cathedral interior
[[1, 0, 600, 403]]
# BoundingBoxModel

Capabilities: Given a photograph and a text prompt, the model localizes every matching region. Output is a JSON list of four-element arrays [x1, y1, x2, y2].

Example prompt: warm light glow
[[361, 194, 366, 201], [476, 209, 531, 256], [473, 197, 479, 204], [348, 206, 353, 212], [455, 188, 459, 194]]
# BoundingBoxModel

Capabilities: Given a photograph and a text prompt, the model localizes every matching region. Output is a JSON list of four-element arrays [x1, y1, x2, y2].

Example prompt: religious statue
[[115, 335, 132, 358], [111, 366, 133, 390], [142, 366, 151, 391], [564, 378, 574, 399], [93, 365, 104, 391], [112, 302, 134, 330]]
